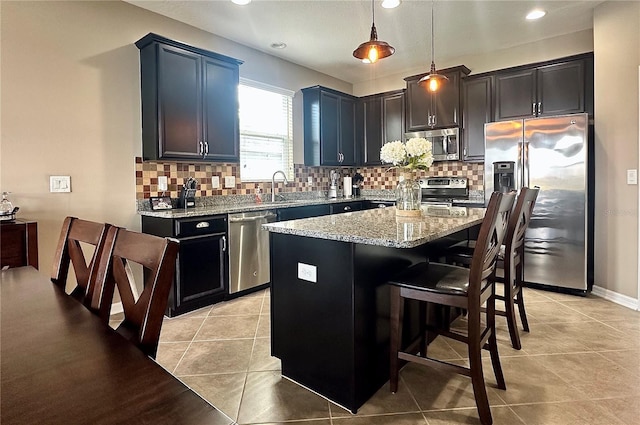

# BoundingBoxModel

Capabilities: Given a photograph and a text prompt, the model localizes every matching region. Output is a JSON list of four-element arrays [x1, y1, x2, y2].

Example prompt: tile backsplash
[[135, 157, 484, 200]]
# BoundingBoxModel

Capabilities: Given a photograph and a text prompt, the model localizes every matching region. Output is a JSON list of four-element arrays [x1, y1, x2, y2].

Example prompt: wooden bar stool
[[445, 187, 539, 350], [91, 227, 179, 358], [51, 217, 111, 319], [388, 191, 515, 425]]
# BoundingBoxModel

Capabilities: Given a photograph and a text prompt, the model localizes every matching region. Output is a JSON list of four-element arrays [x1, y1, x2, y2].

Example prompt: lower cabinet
[[142, 215, 228, 317], [277, 204, 331, 221]]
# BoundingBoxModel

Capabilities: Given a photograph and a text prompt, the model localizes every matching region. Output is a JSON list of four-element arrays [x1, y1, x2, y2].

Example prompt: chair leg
[[389, 285, 404, 393], [503, 267, 522, 350], [515, 263, 530, 333], [468, 311, 493, 425], [486, 293, 506, 391]]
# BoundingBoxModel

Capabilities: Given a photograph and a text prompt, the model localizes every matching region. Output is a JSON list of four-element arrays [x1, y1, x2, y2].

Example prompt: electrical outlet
[[157, 176, 168, 191], [211, 176, 220, 189], [307, 176, 313, 185], [224, 175, 236, 188], [297, 263, 317, 283], [627, 169, 637, 185]]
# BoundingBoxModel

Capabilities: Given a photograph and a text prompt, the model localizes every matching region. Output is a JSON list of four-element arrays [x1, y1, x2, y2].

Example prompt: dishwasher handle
[[228, 213, 277, 223]]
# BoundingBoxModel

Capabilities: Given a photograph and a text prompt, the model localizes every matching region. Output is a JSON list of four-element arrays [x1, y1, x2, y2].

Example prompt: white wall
[[0, 0, 349, 277], [593, 0, 640, 299]]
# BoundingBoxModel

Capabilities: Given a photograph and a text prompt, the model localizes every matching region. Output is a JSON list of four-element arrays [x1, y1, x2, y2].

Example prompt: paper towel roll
[[344, 176, 352, 197]]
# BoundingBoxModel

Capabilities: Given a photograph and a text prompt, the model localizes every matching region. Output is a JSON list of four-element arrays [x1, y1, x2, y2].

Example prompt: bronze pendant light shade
[[353, 0, 395, 63], [419, 0, 448, 92]]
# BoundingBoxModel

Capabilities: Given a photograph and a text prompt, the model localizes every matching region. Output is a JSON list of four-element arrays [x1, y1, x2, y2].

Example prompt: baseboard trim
[[591, 285, 639, 311]]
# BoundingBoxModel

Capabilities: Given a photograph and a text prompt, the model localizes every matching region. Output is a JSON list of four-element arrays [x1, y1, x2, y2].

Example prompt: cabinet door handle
[[538, 102, 542, 115], [532, 103, 536, 116], [203, 142, 209, 158], [199, 141, 204, 155], [221, 235, 227, 252], [344, 205, 351, 211]]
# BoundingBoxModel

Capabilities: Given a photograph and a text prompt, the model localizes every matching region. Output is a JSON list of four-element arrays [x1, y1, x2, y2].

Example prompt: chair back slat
[[51, 217, 111, 313], [506, 187, 540, 260], [468, 192, 516, 299], [93, 226, 179, 358]]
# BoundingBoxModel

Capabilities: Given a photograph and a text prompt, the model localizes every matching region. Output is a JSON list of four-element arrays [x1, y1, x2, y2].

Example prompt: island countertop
[[263, 206, 485, 248]]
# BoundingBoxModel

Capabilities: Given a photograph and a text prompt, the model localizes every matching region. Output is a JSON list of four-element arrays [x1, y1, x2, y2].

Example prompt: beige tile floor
[[152, 287, 640, 425]]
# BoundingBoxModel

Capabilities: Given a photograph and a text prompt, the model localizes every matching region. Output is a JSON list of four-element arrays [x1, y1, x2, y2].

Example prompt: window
[[238, 79, 294, 181]]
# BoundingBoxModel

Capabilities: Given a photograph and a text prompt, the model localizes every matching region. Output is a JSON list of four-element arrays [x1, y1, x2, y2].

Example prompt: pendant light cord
[[431, 0, 435, 63], [372, 0, 375, 26]]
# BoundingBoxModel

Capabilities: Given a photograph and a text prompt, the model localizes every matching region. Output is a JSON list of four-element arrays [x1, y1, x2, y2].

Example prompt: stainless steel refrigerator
[[484, 113, 593, 292]]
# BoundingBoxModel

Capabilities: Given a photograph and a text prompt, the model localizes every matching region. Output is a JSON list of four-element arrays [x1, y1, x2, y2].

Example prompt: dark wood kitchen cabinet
[[136, 33, 243, 162], [0, 220, 38, 269], [405, 65, 470, 131], [494, 54, 592, 121], [142, 215, 228, 317], [303, 86, 357, 166], [359, 90, 405, 166], [461, 75, 493, 162]]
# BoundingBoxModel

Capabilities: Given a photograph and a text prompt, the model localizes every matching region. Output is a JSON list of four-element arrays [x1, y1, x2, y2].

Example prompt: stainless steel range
[[418, 177, 469, 206]]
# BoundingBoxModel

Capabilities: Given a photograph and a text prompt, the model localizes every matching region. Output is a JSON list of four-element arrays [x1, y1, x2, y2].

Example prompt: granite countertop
[[137, 196, 393, 219], [263, 206, 486, 249]]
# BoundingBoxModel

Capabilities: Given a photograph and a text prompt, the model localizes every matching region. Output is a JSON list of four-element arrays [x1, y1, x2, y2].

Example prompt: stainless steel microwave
[[404, 128, 459, 161]]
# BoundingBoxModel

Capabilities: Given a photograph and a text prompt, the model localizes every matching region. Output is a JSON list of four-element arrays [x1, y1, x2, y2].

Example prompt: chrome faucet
[[271, 170, 289, 202]]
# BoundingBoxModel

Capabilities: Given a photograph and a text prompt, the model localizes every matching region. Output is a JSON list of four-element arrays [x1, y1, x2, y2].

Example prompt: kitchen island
[[263, 206, 485, 413]]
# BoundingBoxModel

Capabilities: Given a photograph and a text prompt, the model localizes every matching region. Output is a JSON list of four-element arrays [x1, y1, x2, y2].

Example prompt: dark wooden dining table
[[1, 266, 234, 425]]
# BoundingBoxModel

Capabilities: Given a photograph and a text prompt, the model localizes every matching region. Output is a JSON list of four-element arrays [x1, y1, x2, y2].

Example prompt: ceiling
[[125, 0, 602, 84]]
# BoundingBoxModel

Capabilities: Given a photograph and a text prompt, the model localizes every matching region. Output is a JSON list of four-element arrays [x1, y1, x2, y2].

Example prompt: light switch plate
[[211, 176, 220, 189], [298, 263, 317, 283], [224, 176, 236, 188], [627, 169, 638, 185], [157, 176, 168, 191], [50, 175, 71, 193]]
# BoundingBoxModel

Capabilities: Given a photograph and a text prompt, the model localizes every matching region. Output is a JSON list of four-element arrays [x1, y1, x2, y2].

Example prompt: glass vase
[[395, 171, 422, 217]]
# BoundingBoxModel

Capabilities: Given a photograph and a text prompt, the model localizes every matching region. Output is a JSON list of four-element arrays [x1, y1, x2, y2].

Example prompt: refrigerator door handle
[[522, 140, 530, 187]]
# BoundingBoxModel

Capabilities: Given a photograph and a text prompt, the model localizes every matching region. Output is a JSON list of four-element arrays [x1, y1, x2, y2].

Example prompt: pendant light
[[353, 0, 395, 64], [419, 0, 448, 92]]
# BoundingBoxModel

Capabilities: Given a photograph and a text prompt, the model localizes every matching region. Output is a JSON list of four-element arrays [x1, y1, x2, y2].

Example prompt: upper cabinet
[[404, 66, 470, 131], [359, 90, 405, 166], [136, 33, 243, 162], [494, 54, 593, 121], [303, 86, 357, 166], [461, 75, 493, 162]]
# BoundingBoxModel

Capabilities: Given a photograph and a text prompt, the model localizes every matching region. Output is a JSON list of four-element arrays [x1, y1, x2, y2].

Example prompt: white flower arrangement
[[380, 138, 434, 171]]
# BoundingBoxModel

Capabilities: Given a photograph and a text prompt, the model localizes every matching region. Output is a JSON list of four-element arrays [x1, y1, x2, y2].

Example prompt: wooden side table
[[0, 219, 38, 269]]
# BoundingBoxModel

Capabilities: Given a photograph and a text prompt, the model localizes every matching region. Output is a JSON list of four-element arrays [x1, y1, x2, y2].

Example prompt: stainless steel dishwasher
[[228, 210, 277, 294]]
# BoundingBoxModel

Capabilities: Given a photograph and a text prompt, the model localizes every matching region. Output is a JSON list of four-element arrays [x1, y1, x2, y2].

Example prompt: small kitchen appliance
[[328, 170, 339, 198], [0, 192, 19, 222], [352, 173, 364, 197], [178, 177, 197, 208]]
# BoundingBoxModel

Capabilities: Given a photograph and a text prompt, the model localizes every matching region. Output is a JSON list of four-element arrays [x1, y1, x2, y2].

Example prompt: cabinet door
[[362, 97, 382, 165], [320, 91, 340, 165], [406, 79, 432, 131], [432, 71, 460, 128], [175, 233, 227, 312], [494, 68, 536, 120], [537, 60, 585, 116], [339, 96, 356, 165], [462, 76, 492, 162], [330, 201, 363, 214], [157, 45, 203, 158], [382, 92, 405, 144], [203, 57, 240, 161]]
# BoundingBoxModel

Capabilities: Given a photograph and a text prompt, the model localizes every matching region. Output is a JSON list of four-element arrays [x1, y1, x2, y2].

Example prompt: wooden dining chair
[[51, 217, 111, 317], [388, 191, 515, 425], [92, 226, 179, 358], [445, 187, 539, 350]]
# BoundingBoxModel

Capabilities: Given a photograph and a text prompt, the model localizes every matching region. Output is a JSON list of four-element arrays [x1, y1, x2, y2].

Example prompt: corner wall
[[593, 0, 640, 300]]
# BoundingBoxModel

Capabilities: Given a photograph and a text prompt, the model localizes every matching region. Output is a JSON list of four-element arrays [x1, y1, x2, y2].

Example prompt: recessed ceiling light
[[270, 42, 287, 49], [231, 0, 251, 5], [526, 9, 546, 20], [381, 0, 401, 9]]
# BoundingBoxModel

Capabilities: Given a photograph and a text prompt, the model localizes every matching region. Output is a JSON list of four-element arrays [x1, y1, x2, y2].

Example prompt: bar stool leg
[[516, 263, 530, 333], [487, 293, 506, 390], [467, 309, 493, 425], [389, 285, 404, 393]]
